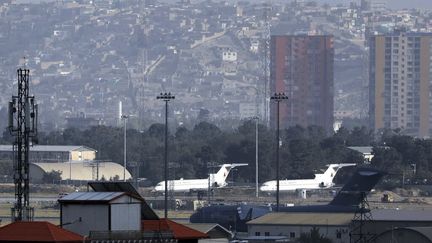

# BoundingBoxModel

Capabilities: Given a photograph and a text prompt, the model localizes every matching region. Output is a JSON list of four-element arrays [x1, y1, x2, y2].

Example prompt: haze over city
[[1, 0, 432, 242]]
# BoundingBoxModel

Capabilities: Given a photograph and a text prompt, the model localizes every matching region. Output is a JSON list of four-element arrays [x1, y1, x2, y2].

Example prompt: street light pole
[[270, 92, 288, 212], [253, 116, 259, 198], [121, 114, 128, 182], [157, 92, 175, 219]]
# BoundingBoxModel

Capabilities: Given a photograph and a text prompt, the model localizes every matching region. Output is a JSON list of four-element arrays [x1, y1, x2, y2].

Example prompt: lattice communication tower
[[8, 68, 38, 221]]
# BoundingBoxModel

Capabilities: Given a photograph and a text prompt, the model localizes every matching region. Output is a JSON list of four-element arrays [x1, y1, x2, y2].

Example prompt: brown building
[[369, 30, 432, 137], [270, 35, 334, 132]]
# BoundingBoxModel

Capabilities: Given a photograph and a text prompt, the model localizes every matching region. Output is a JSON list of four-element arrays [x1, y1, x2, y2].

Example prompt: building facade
[[0, 145, 97, 163], [270, 35, 334, 132], [247, 212, 352, 243], [369, 30, 432, 137]]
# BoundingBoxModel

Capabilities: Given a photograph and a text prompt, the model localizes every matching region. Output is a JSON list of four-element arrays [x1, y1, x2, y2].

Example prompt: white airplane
[[260, 163, 357, 192], [153, 163, 248, 193]]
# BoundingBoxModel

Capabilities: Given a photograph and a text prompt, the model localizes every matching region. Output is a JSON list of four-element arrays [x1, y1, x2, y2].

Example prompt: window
[[265, 232, 270, 236], [337, 232, 342, 239], [255, 232, 260, 236], [290, 232, 296, 238]]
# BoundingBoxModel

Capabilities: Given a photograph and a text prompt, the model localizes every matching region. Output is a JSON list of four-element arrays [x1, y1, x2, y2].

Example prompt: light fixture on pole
[[270, 92, 288, 212], [156, 92, 175, 219], [121, 114, 129, 182]]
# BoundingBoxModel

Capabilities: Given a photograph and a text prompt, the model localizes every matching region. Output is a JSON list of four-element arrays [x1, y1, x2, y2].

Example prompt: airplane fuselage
[[153, 178, 219, 193], [260, 178, 331, 192], [260, 163, 357, 192], [153, 163, 248, 193]]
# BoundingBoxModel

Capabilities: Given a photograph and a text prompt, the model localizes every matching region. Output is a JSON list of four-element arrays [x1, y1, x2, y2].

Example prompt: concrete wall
[[61, 204, 109, 236]]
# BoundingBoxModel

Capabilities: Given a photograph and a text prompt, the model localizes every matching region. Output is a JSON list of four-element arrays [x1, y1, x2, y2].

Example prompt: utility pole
[[270, 92, 288, 212], [156, 92, 175, 219], [8, 68, 38, 221], [121, 114, 128, 182]]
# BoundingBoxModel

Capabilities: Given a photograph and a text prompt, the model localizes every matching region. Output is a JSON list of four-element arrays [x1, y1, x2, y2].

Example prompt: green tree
[[42, 170, 62, 184], [296, 227, 333, 243]]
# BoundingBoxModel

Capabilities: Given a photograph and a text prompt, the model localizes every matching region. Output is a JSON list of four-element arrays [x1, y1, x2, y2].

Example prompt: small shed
[[59, 191, 143, 236], [0, 221, 83, 242]]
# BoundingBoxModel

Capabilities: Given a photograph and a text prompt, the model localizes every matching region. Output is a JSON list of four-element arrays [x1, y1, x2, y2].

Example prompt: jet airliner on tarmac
[[153, 163, 248, 193], [260, 163, 357, 192]]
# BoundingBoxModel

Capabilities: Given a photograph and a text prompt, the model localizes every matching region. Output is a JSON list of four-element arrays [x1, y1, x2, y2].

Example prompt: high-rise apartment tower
[[270, 35, 334, 132], [369, 30, 432, 137]]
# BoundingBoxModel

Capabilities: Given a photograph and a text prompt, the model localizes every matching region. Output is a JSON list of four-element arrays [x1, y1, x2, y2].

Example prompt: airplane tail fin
[[213, 163, 248, 187], [329, 167, 385, 207], [320, 163, 357, 186]]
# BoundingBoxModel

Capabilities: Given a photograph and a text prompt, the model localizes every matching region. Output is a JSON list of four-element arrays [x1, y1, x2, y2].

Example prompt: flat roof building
[[247, 212, 352, 242], [0, 145, 97, 163]]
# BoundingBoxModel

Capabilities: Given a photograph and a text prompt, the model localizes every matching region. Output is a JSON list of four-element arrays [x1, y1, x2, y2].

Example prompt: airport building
[[270, 35, 334, 132], [369, 30, 432, 137], [246, 209, 432, 243], [247, 212, 352, 243], [30, 161, 132, 182], [0, 145, 97, 163]]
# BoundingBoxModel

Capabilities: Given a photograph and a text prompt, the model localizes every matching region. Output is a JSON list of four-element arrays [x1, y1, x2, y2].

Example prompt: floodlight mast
[[270, 92, 288, 212], [156, 92, 175, 219], [8, 69, 38, 222]]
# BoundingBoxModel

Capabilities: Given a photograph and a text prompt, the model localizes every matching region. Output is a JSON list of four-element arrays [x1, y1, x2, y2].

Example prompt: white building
[[222, 51, 237, 62]]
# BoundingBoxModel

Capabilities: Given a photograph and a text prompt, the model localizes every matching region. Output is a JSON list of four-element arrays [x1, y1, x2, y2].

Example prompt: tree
[[296, 227, 333, 243], [42, 170, 62, 184]]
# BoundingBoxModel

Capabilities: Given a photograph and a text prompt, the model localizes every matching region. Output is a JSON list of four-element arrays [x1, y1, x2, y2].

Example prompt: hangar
[[30, 161, 132, 182]]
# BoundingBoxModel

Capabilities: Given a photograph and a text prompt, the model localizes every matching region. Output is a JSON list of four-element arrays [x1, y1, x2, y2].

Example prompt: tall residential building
[[369, 30, 432, 137], [270, 35, 334, 132]]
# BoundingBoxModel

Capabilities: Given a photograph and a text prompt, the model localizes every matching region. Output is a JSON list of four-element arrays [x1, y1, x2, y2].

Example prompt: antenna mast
[[8, 68, 38, 222]]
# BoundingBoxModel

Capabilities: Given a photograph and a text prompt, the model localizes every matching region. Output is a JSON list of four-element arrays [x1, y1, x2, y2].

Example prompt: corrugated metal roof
[[369, 209, 432, 222], [59, 192, 125, 202], [0, 145, 97, 152], [247, 212, 354, 226]]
